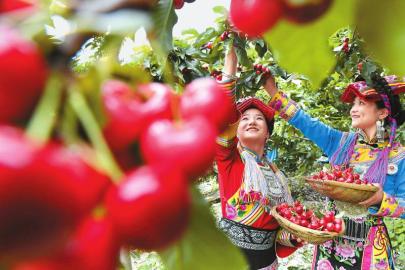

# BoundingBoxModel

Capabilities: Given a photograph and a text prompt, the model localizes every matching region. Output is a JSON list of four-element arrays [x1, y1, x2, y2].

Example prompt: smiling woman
[[214, 46, 304, 270], [265, 72, 405, 270]]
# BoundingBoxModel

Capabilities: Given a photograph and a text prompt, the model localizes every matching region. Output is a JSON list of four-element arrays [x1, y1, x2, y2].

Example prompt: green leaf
[[160, 187, 247, 270], [213, 6, 228, 16], [152, 0, 178, 53], [356, 0, 405, 75], [264, 0, 356, 87]]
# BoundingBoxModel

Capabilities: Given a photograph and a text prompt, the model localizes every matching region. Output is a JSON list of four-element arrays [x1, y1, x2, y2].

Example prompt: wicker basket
[[306, 178, 379, 203], [271, 207, 345, 245]]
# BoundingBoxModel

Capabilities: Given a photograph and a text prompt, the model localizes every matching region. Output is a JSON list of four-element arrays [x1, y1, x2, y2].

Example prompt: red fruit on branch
[[180, 78, 235, 132], [141, 117, 217, 180], [12, 217, 119, 270], [105, 166, 190, 250], [0, 0, 37, 13], [281, 0, 333, 24], [174, 0, 184, 9], [220, 31, 229, 41], [60, 217, 120, 270], [357, 62, 363, 72], [230, 0, 283, 37], [0, 126, 109, 262], [0, 26, 48, 123], [102, 80, 174, 151]]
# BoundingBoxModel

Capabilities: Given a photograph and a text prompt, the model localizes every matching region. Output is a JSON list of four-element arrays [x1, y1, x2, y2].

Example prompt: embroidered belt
[[218, 218, 276, 250]]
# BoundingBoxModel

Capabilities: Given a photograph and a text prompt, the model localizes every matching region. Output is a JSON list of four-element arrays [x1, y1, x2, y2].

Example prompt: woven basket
[[306, 178, 379, 203], [271, 207, 345, 245]]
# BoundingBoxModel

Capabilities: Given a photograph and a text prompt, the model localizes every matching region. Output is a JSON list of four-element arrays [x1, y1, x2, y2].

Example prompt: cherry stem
[[68, 86, 123, 182], [26, 75, 63, 144]]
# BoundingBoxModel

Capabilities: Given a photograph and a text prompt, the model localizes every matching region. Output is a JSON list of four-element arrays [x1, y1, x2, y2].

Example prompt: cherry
[[357, 62, 363, 72], [180, 78, 235, 132], [102, 80, 174, 151], [281, 0, 333, 24], [220, 31, 229, 41], [141, 117, 217, 180], [0, 126, 108, 261], [333, 223, 342, 233], [11, 217, 120, 270], [325, 222, 335, 232], [174, 0, 184, 9], [230, 0, 283, 37], [0, 26, 48, 123], [0, 0, 37, 13], [104, 165, 190, 250]]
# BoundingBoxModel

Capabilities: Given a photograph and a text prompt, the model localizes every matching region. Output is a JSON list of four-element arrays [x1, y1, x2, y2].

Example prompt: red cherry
[[323, 212, 335, 223], [173, 0, 184, 9], [102, 80, 174, 151], [0, 0, 37, 13], [220, 31, 229, 41], [60, 216, 120, 270], [303, 210, 313, 220], [281, 0, 333, 24], [334, 219, 342, 226], [326, 222, 335, 232], [180, 78, 236, 132], [105, 165, 190, 250], [333, 223, 342, 233], [230, 0, 283, 37], [0, 26, 48, 123], [256, 70, 261, 75], [11, 217, 120, 270], [0, 126, 106, 261], [141, 117, 217, 180], [295, 205, 304, 215], [299, 219, 309, 227]]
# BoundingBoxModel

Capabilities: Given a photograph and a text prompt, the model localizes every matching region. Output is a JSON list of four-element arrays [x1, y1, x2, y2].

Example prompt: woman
[[265, 73, 405, 269], [215, 47, 302, 270]]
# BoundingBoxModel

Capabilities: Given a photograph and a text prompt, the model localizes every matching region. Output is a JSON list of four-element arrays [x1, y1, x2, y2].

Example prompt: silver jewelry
[[376, 119, 385, 143]]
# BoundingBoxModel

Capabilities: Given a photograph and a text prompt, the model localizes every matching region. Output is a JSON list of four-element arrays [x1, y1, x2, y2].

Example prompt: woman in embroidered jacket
[[216, 47, 302, 270], [265, 73, 405, 270]]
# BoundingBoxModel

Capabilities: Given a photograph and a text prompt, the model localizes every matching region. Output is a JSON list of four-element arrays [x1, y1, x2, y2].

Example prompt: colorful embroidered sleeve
[[276, 229, 297, 247], [369, 192, 405, 218], [269, 92, 344, 158], [275, 229, 300, 258], [269, 91, 300, 121], [216, 79, 239, 148]]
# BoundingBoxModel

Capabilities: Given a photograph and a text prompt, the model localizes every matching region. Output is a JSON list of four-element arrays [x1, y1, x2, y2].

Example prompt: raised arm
[[215, 46, 239, 161], [263, 76, 346, 159]]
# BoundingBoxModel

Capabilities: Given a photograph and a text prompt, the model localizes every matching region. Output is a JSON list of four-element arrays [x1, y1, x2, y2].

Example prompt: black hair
[[268, 119, 274, 135], [371, 73, 405, 127]]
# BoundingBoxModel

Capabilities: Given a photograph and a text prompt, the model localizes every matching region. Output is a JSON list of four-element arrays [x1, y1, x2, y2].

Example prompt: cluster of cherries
[[230, 0, 333, 37], [341, 37, 350, 54], [253, 63, 271, 75], [276, 201, 344, 233], [310, 167, 370, 185], [174, 0, 196, 10], [0, 12, 235, 270], [210, 69, 223, 81]]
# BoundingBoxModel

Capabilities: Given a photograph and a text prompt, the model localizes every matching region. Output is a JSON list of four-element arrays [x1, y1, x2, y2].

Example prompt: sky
[[173, 0, 231, 36]]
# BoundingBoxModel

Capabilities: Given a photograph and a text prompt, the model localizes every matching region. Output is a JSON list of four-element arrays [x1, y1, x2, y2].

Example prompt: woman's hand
[[264, 74, 278, 98], [290, 234, 307, 247], [358, 184, 384, 208]]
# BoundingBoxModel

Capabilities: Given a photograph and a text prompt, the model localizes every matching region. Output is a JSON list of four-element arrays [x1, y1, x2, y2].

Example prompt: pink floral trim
[[316, 258, 333, 270], [362, 226, 377, 269]]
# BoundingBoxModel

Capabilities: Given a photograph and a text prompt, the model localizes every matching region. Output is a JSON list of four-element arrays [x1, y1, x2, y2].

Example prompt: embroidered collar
[[240, 146, 266, 163], [357, 129, 388, 149]]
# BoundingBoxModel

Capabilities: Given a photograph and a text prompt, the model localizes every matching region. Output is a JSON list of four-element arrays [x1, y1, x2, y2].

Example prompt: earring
[[376, 119, 385, 143]]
